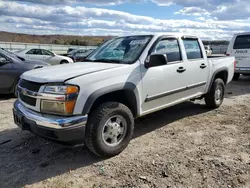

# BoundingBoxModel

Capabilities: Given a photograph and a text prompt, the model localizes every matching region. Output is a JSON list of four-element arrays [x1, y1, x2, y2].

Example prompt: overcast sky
[[0, 0, 249, 40]]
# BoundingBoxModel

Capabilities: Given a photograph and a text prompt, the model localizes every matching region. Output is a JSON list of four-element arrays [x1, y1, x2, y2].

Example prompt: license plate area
[[13, 110, 30, 130]]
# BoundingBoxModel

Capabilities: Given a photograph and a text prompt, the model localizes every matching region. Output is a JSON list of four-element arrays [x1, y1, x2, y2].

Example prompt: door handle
[[177, 67, 186, 73], [200, 63, 207, 69]]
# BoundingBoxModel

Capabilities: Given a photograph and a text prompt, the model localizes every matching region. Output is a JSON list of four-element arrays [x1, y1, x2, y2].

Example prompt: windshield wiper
[[83, 59, 94, 62], [17, 56, 25, 61], [93, 59, 123, 64]]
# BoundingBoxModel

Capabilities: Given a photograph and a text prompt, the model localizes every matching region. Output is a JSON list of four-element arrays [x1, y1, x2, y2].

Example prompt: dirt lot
[[0, 77, 250, 188]]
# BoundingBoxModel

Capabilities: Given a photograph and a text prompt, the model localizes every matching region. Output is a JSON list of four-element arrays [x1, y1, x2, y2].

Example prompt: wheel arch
[[82, 83, 140, 117], [208, 67, 228, 92], [60, 59, 69, 64]]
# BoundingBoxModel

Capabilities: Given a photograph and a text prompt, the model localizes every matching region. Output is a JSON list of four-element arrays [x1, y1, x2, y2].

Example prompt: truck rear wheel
[[85, 102, 134, 157], [233, 73, 240, 81], [205, 78, 225, 109]]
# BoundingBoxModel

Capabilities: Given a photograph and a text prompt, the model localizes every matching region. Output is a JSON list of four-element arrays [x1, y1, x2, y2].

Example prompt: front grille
[[18, 79, 45, 107], [19, 79, 43, 92], [19, 93, 36, 106]]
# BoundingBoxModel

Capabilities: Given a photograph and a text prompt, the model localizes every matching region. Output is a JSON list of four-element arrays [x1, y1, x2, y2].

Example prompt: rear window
[[233, 35, 250, 49], [183, 39, 203, 60]]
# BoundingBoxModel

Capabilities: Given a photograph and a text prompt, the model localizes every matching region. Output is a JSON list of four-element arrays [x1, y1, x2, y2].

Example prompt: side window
[[26, 49, 36, 54], [26, 49, 42, 55], [151, 39, 182, 62], [42, 49, 53, 56], [183, 39, 203, 60]]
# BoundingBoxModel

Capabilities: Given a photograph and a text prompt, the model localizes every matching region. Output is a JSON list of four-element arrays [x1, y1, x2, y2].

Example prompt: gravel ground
[[0, 77, 250, 188]]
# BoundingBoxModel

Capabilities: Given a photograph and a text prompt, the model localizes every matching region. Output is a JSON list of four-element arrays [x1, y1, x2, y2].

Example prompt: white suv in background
[[227, 32, 250, 80]]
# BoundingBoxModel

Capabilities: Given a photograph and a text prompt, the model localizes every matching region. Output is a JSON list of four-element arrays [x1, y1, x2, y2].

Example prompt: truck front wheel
[[85, 102, 134, 157], [205, 78, 225, 109]]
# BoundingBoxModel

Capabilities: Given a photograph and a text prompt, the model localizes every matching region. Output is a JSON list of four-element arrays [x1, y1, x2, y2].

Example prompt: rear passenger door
[[183, 38, 208, 96], [41, 49, 54, 60]]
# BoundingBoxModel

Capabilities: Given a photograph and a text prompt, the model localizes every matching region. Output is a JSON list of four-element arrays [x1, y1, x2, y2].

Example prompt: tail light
[[226, 53, 230, 56]]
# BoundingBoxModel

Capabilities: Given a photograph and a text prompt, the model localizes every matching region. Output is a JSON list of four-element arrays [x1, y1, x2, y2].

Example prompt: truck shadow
[[0, 94, 14, 101], [225, 76, 250, 98], [134, 102, 210, 138], [0, 102, 211, 187]]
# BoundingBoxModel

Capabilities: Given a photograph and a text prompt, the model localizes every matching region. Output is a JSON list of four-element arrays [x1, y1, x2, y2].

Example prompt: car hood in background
[[24, 58, 50, 66]]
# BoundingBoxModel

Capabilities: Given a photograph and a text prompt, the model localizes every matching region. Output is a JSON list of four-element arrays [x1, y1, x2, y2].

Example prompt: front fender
[[81, 82, 140, 116]]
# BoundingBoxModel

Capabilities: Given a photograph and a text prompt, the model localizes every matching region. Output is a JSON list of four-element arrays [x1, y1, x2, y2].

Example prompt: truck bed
[[207, 56, 235, 86], [207, 55, 226, 58]]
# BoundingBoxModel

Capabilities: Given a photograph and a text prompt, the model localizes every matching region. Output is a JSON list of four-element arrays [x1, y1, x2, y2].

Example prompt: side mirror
[[0, 58, 10, 65], [145, 54, 168, 69]]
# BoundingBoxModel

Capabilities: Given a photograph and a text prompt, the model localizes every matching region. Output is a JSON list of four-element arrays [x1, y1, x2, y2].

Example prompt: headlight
[[41, 85, 79, 115], [44, 85, 78, 95]]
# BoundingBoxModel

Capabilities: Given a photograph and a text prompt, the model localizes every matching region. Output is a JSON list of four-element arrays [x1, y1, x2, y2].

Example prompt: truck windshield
[[85, 35, 152, 64]]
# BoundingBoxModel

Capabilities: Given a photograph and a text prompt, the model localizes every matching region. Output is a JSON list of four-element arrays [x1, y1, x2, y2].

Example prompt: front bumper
[[13, 100, 88, 147]]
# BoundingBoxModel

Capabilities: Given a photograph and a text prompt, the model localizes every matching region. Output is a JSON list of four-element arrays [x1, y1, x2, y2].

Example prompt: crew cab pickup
[[13, 33, 235, 157]]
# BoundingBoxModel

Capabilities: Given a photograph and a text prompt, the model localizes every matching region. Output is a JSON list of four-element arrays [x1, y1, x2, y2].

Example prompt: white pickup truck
[[13, 33, 235, 157]]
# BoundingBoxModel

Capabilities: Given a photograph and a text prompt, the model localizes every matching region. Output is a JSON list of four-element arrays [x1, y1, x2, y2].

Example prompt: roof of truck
[[120, 32, 199, 39]]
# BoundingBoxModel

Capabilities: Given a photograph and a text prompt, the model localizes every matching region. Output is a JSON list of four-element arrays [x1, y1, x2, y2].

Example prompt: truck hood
[[21, 62, 126, 83]]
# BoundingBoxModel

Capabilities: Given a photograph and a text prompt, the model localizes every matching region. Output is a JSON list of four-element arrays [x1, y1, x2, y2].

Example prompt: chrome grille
[[19, 92, 36, 106], [18, 79, 44, 107], [19, 79, 43, 92]]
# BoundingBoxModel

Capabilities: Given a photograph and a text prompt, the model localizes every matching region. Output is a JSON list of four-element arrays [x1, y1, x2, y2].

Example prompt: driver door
[[0, 54, 16, 93], [141, 37, 189, 113]]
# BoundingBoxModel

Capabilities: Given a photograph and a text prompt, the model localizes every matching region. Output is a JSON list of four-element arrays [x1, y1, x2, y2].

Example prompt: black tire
[[60, 60, 68, 64], [85, 102, 134, 158], [205, 78, 225, 109], [233, 73, 240, 81]]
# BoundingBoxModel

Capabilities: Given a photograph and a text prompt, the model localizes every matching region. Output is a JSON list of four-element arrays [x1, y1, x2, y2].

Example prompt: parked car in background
[[16, 49, 74, 65], [67, 47, 77, 54], [204, 45, 213, 56], [227, 32, 250, 80], [68, 49, 94, 62], [2, 48, 49, 66], [13, 33, 235, 157], [0, 48, 50, 96]]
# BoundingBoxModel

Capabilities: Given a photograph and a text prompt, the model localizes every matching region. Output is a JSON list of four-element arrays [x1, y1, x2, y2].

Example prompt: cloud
[[0, 1, 250, 40], [153, 0, 250, 20], [175, 7, 210, 17], [4, 0, 250, 21], [2, 0, 135, 6]]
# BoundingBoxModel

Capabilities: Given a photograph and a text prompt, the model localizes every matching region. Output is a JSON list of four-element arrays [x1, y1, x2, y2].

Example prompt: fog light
[[41, 100, 76, 115]]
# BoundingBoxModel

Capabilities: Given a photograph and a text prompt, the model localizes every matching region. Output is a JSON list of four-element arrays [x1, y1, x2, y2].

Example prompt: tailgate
[[232, 49, 250, 68], [231, 34, 250, 69]]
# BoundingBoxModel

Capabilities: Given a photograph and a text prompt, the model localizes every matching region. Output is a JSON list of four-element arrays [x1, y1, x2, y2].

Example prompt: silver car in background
[[16, 48, 74, 65]]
